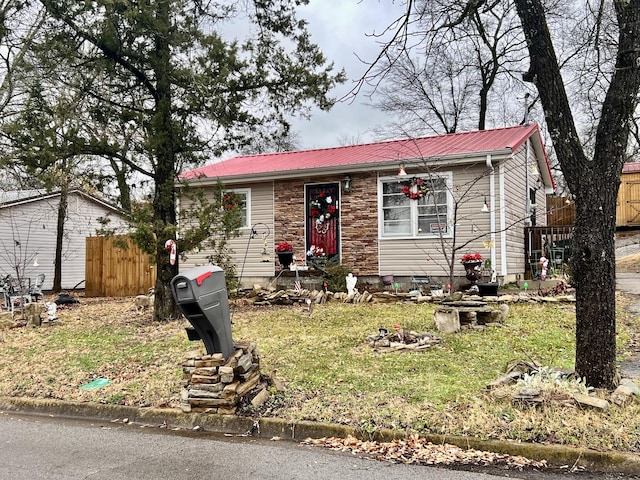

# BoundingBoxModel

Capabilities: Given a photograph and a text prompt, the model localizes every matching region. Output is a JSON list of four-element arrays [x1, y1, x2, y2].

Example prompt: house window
[[380, 174, 451, 237], [224, 189, 250, 228]]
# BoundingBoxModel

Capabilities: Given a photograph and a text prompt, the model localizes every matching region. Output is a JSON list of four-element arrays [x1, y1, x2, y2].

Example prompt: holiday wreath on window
[[400, 177, 430, 200], [223, 191, 241, 210]]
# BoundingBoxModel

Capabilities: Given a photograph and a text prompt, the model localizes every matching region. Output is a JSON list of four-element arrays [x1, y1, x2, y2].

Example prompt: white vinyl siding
[[180, 182, 275, 278], [0, 192, 128, 291]]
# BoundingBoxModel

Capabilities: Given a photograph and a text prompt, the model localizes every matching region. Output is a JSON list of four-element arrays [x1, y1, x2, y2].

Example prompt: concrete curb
[[1, 396, 639, 475]]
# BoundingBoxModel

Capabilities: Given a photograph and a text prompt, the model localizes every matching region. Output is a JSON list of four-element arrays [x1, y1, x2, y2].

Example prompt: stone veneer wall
[[340, 171, 379, 275], [273, 172, 379, 276], [274, 177, 307, 253]]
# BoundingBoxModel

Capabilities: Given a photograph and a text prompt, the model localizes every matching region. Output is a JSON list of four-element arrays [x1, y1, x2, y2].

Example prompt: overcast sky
[[291, 1, 407, 150]]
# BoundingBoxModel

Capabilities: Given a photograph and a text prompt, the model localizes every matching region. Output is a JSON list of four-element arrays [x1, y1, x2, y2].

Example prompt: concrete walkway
[[617, 273, 640, 297], [617, 273, 640, 379]]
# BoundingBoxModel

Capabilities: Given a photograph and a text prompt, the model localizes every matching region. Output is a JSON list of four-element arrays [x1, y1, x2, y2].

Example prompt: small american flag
[[294, 269, 301, 293]]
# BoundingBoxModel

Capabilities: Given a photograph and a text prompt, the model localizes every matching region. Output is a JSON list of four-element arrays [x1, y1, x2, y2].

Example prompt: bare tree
[[0, 2, 45, 118], [515, 0, 640, 388], [361, 0, 529, 138], [239, 126, 302, 155], [361, 0, 640, 388]]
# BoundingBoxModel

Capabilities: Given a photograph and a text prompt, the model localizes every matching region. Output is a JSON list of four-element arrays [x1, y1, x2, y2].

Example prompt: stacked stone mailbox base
[[180, 342, 261, 414]]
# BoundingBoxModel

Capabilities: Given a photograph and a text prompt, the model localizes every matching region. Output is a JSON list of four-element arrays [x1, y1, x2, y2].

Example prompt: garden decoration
[[275, 241, 294, 269], [165, 239, 177, 265], [539, 256, 549, 281], [461, 252, 483, 284], [306, 244, 327, 270], [346, 273, 358, 296]]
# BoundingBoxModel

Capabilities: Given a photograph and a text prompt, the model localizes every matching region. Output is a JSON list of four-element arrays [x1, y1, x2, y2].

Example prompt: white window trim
[[224, 188, 251, 229], [378, 172, 453, 239]]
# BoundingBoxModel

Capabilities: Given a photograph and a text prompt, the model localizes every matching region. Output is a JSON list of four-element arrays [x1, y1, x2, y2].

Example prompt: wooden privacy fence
[[86, 236, 156, 297], [546, 196, 576, 226]]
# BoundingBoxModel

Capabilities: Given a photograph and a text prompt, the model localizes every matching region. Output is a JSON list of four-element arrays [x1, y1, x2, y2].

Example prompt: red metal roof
[[623, 162, 640, 173], [182, 124, 542, 179]]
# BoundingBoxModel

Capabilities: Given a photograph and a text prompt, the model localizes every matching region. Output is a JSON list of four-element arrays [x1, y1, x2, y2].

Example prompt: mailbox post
[[170, 265, 234, 359]]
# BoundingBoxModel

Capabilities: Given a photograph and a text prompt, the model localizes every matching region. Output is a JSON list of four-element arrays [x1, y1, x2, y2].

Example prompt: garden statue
[[346, 273, 358, 296], [45, 302, 57, 322], [539, 256, 549, 281]]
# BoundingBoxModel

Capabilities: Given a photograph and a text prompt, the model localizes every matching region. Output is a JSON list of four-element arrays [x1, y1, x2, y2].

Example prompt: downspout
[[525, 140, 531, 228], [486, 155, 497, 274], [524, 139, 532, 273], [499, 164, 507, 276]]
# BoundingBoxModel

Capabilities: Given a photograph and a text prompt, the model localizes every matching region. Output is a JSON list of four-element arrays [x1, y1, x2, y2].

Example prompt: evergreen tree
[[14, 0, 343, 319]]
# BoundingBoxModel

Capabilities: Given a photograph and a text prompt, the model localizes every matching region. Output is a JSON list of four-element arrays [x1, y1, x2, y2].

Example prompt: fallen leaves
[[303, 435, 547, 471]]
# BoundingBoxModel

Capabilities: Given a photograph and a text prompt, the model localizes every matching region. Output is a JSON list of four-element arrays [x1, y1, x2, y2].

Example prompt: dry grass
[[1, 292, 640, 453], [617, 253, 640, 273]]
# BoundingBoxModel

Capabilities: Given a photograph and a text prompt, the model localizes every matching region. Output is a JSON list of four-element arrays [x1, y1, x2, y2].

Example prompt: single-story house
[[0, 189, 128, 292], [180, 123, 555, 288]]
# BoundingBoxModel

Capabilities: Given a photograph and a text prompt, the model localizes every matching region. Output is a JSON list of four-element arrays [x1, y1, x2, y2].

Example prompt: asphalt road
[[2, 412, 636, 480], [0, 412, 522, 480]]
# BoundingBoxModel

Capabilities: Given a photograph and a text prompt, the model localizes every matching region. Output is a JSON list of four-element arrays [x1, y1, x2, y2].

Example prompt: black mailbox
[[170, 265, 234, 359]]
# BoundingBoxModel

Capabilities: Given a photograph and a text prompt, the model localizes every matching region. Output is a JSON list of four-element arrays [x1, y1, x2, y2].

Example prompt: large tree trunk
[[53, 182, 68, 293], [514, 0, 640, 388], [151, 0, 179, 321]]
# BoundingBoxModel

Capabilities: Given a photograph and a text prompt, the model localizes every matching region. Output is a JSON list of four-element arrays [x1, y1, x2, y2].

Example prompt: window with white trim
[[224, 189, 250, 228], [380, 174, 451, 237]]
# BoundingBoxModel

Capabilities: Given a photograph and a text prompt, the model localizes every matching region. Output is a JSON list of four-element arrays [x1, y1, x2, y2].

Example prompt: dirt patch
[[617, 253, 640, 273]]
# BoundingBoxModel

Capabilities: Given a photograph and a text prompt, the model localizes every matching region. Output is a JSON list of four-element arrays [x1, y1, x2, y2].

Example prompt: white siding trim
[[499, 163, 508, 276], [488, 155, 497, 272]]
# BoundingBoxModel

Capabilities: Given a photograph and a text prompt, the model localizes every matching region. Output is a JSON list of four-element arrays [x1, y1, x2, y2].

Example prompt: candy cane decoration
[[165, 239, 177, 265]]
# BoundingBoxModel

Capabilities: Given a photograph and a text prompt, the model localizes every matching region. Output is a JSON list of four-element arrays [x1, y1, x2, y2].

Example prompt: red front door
[[306, 183, 340, 262]]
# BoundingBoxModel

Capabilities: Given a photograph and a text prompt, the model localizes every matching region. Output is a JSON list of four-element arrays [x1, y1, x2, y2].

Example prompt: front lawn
[[1, 293, 639, 452]]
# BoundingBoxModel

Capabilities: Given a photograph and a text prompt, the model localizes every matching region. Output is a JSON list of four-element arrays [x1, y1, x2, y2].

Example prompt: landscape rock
[[182, 343, 262, 413], [611, 385, 635, 407], [231, 285, 577, 308], [434, 308, 460, 334], [487, 370, 523, 389], [0, 312, 17, 330], [251, 388, 270, 408], [572, 393, 609, 411], [24, 302, 44, 327], [512, 387, 543, 403], [620, 378, 640, 395]]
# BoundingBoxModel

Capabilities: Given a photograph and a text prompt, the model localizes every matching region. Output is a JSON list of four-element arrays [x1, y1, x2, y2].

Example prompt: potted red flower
[[460, 252, 482, 263], [461, 252, 483, 283], [275, 241, 294, 269]]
